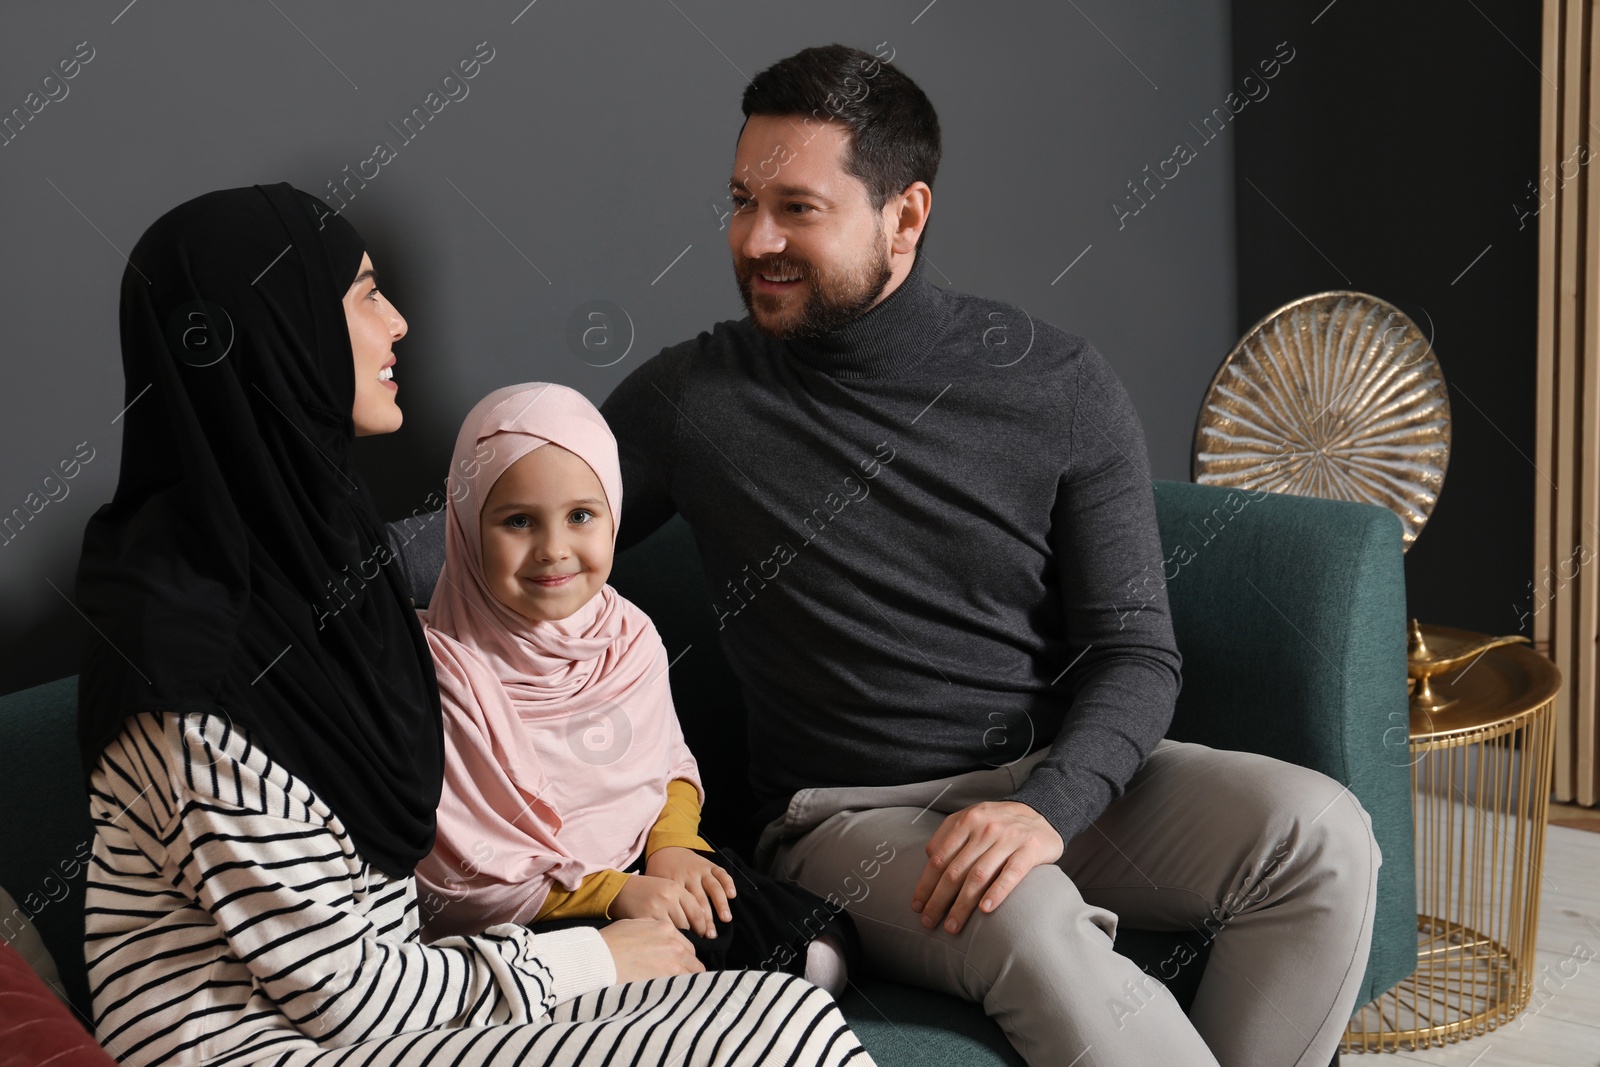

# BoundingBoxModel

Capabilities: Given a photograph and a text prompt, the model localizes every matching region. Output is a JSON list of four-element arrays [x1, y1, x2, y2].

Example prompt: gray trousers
[[754, 739, 1380, 1067]]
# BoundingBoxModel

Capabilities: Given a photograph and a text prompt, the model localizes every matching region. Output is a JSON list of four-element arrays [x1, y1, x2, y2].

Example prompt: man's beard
[[735, 240, 894, 340]]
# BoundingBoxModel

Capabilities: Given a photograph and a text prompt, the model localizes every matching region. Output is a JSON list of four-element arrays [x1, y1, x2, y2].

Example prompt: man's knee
[[1308, 787, 1381, 877], [1260, 771, 1381, 908]]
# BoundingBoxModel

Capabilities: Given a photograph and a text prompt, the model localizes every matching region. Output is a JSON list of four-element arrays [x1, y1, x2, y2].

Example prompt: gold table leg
[[1342, 698, 1556, 1052]]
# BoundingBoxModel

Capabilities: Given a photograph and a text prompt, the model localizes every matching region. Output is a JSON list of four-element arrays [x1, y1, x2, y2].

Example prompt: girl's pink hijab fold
[[414, 383, 700, 937]]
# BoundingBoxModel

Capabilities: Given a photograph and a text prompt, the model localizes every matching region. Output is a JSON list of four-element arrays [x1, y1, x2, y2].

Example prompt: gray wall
[[1231, 0, 1540, 642], [0, 0, 1236, 695]]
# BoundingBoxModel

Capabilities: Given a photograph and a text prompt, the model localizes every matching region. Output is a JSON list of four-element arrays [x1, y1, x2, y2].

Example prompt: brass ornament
[[1191, 291, 1451, 550], [1406, 618, 1529, 714]]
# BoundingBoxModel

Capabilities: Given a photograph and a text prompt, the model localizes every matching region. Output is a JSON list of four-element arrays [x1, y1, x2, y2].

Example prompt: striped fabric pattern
[[84, 711, 871, 1067]]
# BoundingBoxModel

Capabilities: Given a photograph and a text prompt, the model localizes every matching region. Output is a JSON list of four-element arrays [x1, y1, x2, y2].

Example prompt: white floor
[[1351, 823, 1600, 1066]]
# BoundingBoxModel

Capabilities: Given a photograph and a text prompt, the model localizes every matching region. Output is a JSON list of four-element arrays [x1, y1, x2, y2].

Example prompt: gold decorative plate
[[1191, 291, 1451, 549]]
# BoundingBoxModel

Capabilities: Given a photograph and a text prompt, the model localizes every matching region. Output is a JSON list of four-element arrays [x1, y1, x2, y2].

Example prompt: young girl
[[415, 383, 857, 994]]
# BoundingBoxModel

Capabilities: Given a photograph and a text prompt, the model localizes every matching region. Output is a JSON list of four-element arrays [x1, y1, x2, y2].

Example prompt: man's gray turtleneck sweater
[[600, 250, 1182, 846]]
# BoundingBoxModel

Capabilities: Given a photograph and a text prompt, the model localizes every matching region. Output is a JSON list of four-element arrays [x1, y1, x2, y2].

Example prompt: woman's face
[[344, 252, 408, 436], [479, 444, 615, 624]]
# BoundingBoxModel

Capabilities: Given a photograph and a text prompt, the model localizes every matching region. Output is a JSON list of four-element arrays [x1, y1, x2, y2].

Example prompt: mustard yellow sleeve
[[533, 868, 631, 921], [645, 778, 713, 857], [538, 780, 710, 920]]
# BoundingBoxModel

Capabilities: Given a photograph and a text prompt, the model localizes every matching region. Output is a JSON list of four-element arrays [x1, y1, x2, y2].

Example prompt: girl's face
[[479, 444, 615, 623], [344, 252, 408, 436]]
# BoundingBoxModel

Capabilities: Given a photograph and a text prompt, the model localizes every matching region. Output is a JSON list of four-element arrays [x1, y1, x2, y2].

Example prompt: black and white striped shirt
[[85, 711, 870, 1067]]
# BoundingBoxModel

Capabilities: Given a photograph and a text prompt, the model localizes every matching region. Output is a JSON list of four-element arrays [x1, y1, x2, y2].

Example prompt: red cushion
[[0, 940, 117, 1066]]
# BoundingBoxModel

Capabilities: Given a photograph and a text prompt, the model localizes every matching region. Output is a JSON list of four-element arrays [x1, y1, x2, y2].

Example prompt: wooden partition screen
[[1535, 0, 1600, 805]]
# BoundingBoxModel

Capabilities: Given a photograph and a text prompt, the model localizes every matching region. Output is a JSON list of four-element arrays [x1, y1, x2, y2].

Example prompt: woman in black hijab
[[75, 183, 873, 1067]]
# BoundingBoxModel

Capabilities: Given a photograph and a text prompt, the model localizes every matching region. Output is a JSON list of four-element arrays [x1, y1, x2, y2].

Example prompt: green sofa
[[0, 479, 1414, 1063]]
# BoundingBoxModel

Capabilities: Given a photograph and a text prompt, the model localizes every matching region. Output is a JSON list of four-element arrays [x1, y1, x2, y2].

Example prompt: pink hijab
[[414, 383, 701, 937]]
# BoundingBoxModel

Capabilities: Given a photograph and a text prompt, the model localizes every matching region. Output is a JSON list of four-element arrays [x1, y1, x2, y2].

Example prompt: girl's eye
[[570, 509, 594, 524], [505, 514, 530, 530], [366, 287, 382, 301]]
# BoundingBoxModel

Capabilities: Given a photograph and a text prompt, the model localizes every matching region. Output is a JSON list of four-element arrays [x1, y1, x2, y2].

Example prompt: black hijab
[[75, 182, 443, 879]]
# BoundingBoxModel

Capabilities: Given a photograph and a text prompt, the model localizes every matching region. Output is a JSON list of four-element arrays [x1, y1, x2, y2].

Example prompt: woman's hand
[[645, 847, 737, 933], [597, 917, 703, 983]]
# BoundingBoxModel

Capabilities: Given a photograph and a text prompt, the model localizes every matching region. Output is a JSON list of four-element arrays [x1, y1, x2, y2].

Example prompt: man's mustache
[[739, 258, 819, 282]]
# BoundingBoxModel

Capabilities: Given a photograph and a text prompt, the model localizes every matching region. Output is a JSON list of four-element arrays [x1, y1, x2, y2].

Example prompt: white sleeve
[[90, 713, 616, 1052]]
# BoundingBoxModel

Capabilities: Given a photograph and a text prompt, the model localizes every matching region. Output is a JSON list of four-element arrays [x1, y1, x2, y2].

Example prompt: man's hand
[[910, 800, 1063, 935], [645, 846, 737, 932]]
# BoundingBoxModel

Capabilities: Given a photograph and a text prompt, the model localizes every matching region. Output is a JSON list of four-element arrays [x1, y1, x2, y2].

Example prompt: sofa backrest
[[383, 485, 1412, 865], [0, 479, 1414, 1014], [387, 482, 1417, 1007]]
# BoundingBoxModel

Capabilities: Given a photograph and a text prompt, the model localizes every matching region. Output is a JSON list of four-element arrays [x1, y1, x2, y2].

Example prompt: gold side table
[[1343, 624, 1561, 1052]]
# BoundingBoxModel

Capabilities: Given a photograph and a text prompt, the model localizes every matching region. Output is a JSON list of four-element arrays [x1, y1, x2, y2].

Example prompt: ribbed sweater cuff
[[1003, 767, 1100, 848], [532, 926, 616, 1003]]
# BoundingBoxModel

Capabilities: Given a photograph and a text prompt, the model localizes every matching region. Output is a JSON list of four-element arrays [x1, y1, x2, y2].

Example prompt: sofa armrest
[[1150, 479, 1415, 1006], [0, 676, 94, 1015]]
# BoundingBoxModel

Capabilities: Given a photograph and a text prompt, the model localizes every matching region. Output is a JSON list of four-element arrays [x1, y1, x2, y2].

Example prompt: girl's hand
[[611, 873, 718, 937], [643, 847, 737, 933]]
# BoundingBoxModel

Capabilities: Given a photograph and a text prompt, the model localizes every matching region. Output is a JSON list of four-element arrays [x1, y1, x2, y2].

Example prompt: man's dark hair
[[741, 44, 941, 246]]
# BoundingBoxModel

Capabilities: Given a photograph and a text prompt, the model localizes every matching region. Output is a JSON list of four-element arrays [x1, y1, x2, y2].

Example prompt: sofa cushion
[[834, 977, 1025, 1066]]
